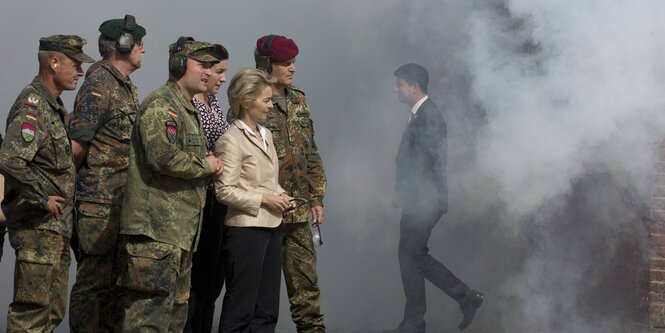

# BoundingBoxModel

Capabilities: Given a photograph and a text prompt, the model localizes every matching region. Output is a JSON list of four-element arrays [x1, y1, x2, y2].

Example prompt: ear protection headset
[[117, 14, 137, 53], [169, 36, 194, 79], [254, 35, 277, 74]]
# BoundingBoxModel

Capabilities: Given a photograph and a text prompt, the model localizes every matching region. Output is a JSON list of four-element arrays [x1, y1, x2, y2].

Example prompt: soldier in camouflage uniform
[[67, 15, 146, 332], [116, 37, 223, 332], [253, 35, 328, 333], [0, 35, 93, 333], [0, 133, 5, 263]]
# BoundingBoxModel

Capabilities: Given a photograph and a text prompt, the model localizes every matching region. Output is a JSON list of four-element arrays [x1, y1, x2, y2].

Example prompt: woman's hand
[[261, 193, 294, 213]]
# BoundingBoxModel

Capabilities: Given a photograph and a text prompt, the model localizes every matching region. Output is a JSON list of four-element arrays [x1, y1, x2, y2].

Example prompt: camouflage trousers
[[69, 201, 121, 333], [7, 228, 71, 333], [283, 222, 325, 333], [116, 235, 193, 332]]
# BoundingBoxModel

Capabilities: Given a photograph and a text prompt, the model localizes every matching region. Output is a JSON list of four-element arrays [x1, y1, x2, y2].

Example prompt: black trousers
[[219, 225, 283, 333], [186, 188, 228, 333], [398, 209, 470, 325]]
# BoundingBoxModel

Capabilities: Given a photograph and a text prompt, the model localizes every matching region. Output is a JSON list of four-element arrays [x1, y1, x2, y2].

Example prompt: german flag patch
[[25, 113, 37, 121], [167, 109, 178, 120], [91, 90, 103, 97]]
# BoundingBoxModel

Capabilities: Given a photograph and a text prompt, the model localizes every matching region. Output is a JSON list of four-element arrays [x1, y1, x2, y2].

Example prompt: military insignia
[[25, 113, 38, 121], [166, 120, 177, 143], [21, 122, 36, 142], [65, 145, 72, 155], [91, 90, 103, 97], [24, 95, 39, 108], [167, 109, 178, 120]]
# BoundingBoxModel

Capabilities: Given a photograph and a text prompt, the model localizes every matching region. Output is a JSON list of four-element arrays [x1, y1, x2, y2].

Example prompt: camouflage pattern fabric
[[283, 222, 325, 332], [117, 80, 210, 331], [227, 85, 326, 224], [120, 81, 212, 251], [115, 235, 192, 332], [262, 85, 326, 332], [0, 76, 75, 237], [69, 202, 121, 333], [7, 228, 71, 333], [69, 60, 138, 205], [68, 60, 138, 332]]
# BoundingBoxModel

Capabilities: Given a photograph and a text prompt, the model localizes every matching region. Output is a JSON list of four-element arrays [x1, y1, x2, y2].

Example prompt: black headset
[[117, 14, 137, 53], [169, 36, 194, 79], [254, 35, 277, 74]]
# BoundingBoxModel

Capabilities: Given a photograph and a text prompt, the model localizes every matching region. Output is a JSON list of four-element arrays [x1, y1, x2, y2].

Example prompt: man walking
[[386, 63, 484, 333]]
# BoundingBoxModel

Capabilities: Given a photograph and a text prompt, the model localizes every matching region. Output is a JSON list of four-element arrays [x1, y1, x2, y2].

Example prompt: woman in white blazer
[[215, 68, 294, 333]]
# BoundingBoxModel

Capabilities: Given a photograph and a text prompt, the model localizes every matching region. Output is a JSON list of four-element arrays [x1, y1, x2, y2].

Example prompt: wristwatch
[[40, 194, 49, 209]]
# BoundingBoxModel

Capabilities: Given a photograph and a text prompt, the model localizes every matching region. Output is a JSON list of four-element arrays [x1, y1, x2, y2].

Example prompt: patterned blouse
[[192, 94, 230, 154]]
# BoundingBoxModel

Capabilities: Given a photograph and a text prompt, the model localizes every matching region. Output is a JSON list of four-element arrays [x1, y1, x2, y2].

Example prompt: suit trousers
[[219, 225, 283, 333], [398, 209, 469, 325], [186, 188, 228, 333]]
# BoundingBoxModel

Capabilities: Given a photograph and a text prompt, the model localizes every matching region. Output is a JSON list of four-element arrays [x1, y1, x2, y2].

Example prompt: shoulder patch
[[165, 120, 177, 143], [167, 109, 178, 120], [25, 113, 38, 121], [21, 122, 37, 142], [91, 89, 103, 97]]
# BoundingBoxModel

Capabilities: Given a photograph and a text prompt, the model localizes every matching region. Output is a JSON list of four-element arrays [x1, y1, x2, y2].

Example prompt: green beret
[[98, 15, 146, 42], [171, 40, 219, 63], [39, 35, 95, 63]]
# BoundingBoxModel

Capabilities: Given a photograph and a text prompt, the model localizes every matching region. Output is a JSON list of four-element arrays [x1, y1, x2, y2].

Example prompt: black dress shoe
[[383, 321, 425, 333], [458, 290, 484, 330]]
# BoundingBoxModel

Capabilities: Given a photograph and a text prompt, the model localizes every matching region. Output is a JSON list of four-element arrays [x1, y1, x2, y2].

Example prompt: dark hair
[[212, 44, 229, 61], [394, 63, 429, 93]]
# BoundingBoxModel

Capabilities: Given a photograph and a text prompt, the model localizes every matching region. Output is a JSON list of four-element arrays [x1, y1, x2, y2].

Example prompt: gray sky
[[1, 1, 664, 332]]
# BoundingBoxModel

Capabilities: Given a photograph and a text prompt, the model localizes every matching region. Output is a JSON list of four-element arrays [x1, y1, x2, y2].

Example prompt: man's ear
[[50, 56, 60, 72]]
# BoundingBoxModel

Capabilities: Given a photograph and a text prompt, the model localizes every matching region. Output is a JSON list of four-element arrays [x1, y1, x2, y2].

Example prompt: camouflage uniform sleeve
[[214, 133, 262, 216], [139, 101, 213, 179], [304, 101, 327, 206], [0, 106, 49, 204], [69, 75, 110, 142]]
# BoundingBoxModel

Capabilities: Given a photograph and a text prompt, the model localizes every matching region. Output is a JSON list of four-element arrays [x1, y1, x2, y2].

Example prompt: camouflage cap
[[39, 35, 95, 63], [98, 15, 146, 41], [170, 39, 219, 63]]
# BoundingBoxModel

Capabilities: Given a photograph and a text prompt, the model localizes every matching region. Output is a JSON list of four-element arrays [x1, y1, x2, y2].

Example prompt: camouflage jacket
[[120, 81, 212, 251], [69, 60, 139, 205], [0, 77, 75, 236], [265, 85, 326, 224]]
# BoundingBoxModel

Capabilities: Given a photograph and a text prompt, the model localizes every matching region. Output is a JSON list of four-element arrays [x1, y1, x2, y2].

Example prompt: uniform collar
[[166, 81, 199, 115], [100, 60, 134, 86], [30, 76, 66, 113]]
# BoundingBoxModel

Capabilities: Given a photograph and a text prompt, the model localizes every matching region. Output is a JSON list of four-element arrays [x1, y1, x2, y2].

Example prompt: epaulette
[[23, 93, 42, 109], [289, 84, 306, 96]]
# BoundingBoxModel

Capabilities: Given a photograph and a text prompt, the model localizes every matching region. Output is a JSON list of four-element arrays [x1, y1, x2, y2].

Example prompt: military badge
[[167, 109, 178, 120], [25, 113, 38, 121], [65, 145, 72, 155], [21, 122, 36, 142], [91, 90, 103, 97], [166, 120, 177, 143], [24, 95, 39, 108]]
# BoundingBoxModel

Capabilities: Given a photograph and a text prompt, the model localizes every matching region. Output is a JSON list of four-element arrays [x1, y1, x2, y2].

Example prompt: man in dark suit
[[385, 63, 484, 333]]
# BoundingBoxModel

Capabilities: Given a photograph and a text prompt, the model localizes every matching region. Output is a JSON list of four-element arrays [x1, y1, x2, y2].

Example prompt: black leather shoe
[[458, 290, 484, 330], [383, 321, 425, 333]]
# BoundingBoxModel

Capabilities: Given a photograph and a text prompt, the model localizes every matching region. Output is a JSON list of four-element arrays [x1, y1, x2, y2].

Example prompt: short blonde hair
[[227, 68, 277, 120]]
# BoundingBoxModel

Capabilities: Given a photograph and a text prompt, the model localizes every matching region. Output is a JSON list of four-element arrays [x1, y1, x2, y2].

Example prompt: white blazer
[[214, 120, 285, 228]]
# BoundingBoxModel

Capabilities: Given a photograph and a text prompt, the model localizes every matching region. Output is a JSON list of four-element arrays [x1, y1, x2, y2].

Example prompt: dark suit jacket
[[395, 98, 448, 216]]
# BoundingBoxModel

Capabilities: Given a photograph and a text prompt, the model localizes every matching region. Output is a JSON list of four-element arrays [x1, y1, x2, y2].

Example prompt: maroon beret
[[256, 35, 299, 62]]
